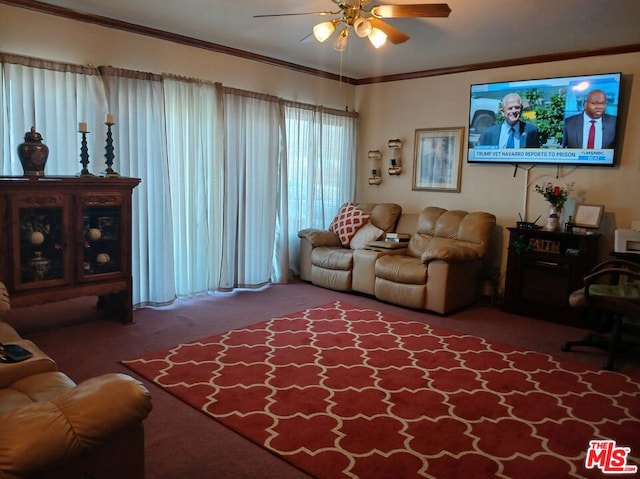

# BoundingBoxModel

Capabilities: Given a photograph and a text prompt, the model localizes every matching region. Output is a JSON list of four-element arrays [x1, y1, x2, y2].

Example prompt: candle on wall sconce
[[367, 150, 382, 185], [387, 138, 403, 175], [368, 168, 381, 185], [367, 150, 382, 160]]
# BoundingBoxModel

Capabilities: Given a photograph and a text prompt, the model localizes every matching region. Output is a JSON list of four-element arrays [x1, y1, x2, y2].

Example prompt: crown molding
[[0, 0, 358, 84], [3, 0, 639, 86], [355, 43, 640, 85]]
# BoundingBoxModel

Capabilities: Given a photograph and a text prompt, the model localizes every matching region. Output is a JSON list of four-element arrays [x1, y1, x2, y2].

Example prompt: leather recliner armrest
[[422, 244, 480, 263], [0, 282, 10, 319], [0, 373, 152, 478], [0, 336, 57, 389], [298, 228, 341, 247]]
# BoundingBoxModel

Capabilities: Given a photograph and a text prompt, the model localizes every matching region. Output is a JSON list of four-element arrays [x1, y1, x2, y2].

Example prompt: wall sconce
[[368, 150, 382, 185], [368, 168, 382, 185], [387, 139, 402, 175]]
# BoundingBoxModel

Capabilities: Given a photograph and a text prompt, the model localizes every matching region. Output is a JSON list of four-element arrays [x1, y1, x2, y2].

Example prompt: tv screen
[[467, 72, 622, 166]]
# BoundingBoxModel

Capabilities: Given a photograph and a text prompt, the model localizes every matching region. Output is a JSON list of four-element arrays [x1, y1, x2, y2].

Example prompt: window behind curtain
[[163, 76, 223, 295], [0, 55, 106, 176], [1, 53, 358, 302], [283, 102, 357, 275], [219, 87, 283, 289]]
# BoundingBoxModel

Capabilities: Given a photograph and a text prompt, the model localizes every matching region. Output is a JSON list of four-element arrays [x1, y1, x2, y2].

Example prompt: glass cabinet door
[[14, 199, 69, 290], [81, 204, 122, 278]]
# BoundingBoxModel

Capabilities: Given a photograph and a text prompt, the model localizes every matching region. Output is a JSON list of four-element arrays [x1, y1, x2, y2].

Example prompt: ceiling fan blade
[[371, 3, 451, 18], [253, 10, 338, 18], [369, 18, 410, 45]]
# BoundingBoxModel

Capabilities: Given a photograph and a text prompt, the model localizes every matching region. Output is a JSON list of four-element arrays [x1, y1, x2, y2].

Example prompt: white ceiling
[[28, 0, 640, 80]]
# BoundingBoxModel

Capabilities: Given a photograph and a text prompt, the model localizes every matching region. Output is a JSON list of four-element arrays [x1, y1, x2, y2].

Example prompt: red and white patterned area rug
[[123, 302, 640, 478]]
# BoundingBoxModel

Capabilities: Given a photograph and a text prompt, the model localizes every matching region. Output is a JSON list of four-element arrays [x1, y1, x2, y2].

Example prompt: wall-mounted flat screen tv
[[467, 72, 622, 166]]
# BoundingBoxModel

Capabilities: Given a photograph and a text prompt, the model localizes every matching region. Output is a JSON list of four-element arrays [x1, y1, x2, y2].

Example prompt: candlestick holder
[[103, 121, 120, 177], [78, 130, 93, 176]]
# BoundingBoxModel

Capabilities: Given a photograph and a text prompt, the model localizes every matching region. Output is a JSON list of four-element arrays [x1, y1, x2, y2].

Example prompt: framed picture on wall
[[412, 127, 464, 192]]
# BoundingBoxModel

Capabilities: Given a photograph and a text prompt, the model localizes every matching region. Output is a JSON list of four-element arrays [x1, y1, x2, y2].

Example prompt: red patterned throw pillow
[[329, 203, 370, 247]]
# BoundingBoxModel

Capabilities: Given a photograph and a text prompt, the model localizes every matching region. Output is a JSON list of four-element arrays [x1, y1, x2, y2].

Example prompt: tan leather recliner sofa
[[298, 205, 496, 315], [375, 206, 496, 314], [298, 203, 403, 292], [0, 281, 153, 479]]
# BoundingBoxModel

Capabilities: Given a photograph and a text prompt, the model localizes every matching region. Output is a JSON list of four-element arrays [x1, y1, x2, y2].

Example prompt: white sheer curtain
[[99, 67, 176, 306], [1, 52, 359, 305], [163, 76, 224, 295], [0, 54, 107, 176], [219, 86, 285, 289], [283, 102, 358, 275]]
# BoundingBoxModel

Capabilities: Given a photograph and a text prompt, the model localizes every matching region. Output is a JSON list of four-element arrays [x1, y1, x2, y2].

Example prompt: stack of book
[[385, 232, 411, 243]]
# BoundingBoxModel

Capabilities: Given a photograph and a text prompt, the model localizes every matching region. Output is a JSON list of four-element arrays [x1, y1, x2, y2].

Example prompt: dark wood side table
[[502, 227, 600, 326]]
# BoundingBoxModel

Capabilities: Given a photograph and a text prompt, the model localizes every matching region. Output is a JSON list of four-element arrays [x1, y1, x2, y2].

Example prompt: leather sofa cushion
[[0, 284, 9, 321], [376, 255, 427, 284], [0, 340, 57, 389], [0, 371, 75, 412], [311, 247, 354, 271], [422, 244, 479, 263], [298, 228, 341, 247], [0, 322, 21, 343], [407, 208, 496, 259], [434, 210, 468, 238], [356, 203, 402, 232], [0, 372, 152, 477]]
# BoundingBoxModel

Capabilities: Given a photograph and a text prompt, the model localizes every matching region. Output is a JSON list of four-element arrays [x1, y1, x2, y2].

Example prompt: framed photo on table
[[412, 127, 464, 192], [574, 204, 604, 229]]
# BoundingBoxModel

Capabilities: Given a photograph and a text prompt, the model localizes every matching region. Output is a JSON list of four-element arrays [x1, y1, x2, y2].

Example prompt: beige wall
[[355, 55, 640, 285], [2, 4, 639, 289]]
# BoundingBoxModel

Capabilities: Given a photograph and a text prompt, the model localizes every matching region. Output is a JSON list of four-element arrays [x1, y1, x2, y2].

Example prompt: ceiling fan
[[254, 1, 451, 51]]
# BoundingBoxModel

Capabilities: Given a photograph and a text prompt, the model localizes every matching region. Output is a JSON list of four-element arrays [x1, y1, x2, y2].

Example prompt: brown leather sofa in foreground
[[0, 281, 152, 479]]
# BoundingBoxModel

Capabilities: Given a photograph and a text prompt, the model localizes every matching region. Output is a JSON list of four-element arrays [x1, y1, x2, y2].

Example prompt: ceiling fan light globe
[[313, 21, 335, 42], [333, 28, 349, 52], [353, 17, 372, 38], [368, 27, 387, 48]]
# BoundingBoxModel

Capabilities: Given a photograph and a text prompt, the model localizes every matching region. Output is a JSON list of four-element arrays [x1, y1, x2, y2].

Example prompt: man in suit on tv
[[562, 89, 617, 149], [477, 93, 541, 148]]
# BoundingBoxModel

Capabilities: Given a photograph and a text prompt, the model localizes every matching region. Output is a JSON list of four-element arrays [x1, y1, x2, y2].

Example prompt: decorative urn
[[17, 126, 49, 176]]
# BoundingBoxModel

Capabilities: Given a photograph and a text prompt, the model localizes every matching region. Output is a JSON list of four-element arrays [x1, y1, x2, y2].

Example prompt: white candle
[[78, 122, 88, 133], [106, 113, 115, 124]]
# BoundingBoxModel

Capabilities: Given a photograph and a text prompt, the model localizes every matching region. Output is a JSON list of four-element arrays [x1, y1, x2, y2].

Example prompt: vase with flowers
[[534, 182, 574, 231]]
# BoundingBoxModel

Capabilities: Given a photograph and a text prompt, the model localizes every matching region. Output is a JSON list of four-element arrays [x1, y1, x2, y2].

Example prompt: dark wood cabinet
[[502, 227, 600, 326], [0, 176, 140, 323]]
